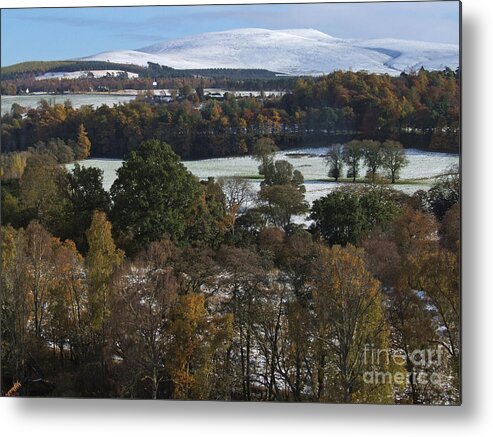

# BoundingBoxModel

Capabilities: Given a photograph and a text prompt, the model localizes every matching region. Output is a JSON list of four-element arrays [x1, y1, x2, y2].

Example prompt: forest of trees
[[1, 69, 460, 165], [1, 71, 289, 97], [1, 59, 283, 88], [1, 133, 460, 403]]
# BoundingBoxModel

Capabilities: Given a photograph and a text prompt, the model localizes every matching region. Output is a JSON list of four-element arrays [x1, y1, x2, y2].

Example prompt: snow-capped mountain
[[352, 38, 459, 73], [81, 28, 458, 76]]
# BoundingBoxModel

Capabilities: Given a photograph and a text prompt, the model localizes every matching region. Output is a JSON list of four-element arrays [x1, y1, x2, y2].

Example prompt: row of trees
[[325, 139, 409, 183], [1, 137, 460, 403], [1, 69, 460, 160], [1, 140, 227, 255], [2, 137, 309, 254]]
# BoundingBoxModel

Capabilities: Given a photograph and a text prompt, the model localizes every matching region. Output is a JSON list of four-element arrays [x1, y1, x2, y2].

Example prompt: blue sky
[[1, 1, 460, 66]]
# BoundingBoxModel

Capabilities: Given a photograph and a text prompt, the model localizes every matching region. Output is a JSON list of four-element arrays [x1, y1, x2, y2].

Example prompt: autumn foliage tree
[[311, 245, 392, 403], [110, 240, 178, 399], [86, 211, 123, 333], [74, 124, 91, 160], [84, 211, 123, 395]]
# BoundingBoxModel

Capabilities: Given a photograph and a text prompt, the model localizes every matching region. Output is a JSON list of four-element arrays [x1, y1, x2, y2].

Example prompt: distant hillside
[[3, 28, 459, 83], [2, 60, 280, 82], [1, 60, 146, 80], [81, 27, 459, 76]]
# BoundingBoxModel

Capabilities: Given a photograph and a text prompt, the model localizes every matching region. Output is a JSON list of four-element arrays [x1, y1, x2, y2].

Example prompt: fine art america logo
[[362, 344, 446, 386]]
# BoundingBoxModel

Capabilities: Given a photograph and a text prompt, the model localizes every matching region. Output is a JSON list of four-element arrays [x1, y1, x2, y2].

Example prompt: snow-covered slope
[[353, 38, 459, 72], [81, 49, 163, 66], [81, 28, 458, 76]]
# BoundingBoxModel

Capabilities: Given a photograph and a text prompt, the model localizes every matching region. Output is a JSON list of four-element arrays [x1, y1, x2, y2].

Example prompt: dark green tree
[[64, 164, 111, 252], [184, 177, 228, 248], [110, 140, 201, 254], [310, 185, 399, 246], [426, 166, 460, 220], [258, 184, 309, 231], [261, 160, 304, 189]]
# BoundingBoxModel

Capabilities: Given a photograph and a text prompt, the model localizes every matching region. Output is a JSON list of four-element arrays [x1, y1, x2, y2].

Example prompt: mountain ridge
[[80, 28, 459, 76]]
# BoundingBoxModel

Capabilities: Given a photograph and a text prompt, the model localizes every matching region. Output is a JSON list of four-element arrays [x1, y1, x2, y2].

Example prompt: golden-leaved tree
[[86, 211, 124, 333], [311, 244, 393, 403], [84, 211, 123, 395], [75, 124, 91, 160]]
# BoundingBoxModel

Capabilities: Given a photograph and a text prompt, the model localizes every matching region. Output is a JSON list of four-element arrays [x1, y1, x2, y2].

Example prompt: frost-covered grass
[[185, 146, 458, 182], [1, 94, 136, 115], [67, 146, 459, 204]]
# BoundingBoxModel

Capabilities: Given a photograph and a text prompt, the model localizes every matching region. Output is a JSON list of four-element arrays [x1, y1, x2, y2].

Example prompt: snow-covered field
[[81, 28, 459, 76], [67, 147, 459, 204], [35, 70, 139, 80], [0, 90, 285, 115], [1, 94, 136, 115]]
